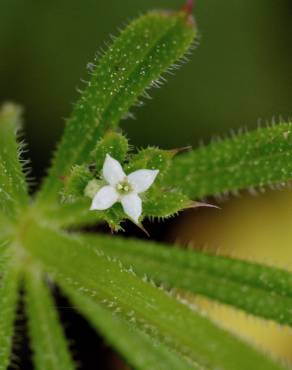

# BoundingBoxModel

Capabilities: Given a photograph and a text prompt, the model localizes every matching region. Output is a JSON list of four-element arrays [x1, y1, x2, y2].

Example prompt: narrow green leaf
[[21, 221, 287, 370], [64, 286, 195, 370], [0, 259, 20, 370], [166, 123, 292, 199], [25, 268, 75, 370], [0, 103, 29, 219], [37, 7, 196, 204], [82, 234, 292, 327]]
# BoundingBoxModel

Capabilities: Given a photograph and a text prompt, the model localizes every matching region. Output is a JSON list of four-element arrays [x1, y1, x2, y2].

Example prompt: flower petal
[[121, 193, 142, 223], [103, 154, 126, 186], [128, 169, 159, 193], [90, 186, 119, 211]]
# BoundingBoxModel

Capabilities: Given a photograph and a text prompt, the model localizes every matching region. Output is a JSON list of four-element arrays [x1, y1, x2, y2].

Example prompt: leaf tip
[[187, 201, 220, 210], [137, 223, 150, 238], [169, 146, 192, 157]]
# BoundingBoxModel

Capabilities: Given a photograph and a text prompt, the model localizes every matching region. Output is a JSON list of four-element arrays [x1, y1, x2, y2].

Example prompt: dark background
[[2, 1, 292, 368]]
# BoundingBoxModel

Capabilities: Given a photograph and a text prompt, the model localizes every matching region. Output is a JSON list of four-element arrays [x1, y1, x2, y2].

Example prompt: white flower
[[90, 154, 159, 223]]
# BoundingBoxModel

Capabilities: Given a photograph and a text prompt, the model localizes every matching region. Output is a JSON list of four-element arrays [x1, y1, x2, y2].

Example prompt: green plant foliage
[[58, 142, 193, 228], [62, 165, 92, 203], [143, 187, 191, 218], [37, 8, 196, 205], [0, 103, 29, 219], [64, 286, 195, 370], [25, 268, 75, 370], [21, 220, 287, 370], [1, 3, 292, 369], [126, 147, 174, 174], [62, 131, 129, 204], [0, 220, 14, 252], [81, 234, 292, 326], [94, 131, 129, 172], [41, 199, 103, 229], [126, 147, 193, 218], [167, 122, 292, 199], [0, 243, 7, 272], [0, 260, 20, 370]]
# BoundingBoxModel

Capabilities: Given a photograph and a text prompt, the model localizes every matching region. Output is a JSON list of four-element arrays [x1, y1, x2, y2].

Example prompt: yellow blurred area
[[169, 188, 292, 362]]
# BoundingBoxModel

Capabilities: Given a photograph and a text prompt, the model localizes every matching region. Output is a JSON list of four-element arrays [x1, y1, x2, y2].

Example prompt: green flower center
[[116, 180, 132, 195]]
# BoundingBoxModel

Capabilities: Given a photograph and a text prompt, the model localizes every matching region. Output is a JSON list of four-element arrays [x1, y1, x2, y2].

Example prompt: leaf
[[0, 103, 29, 219], [0, 258, 20, 370], [64, 286, 194, 370], [81, 234, 292, 327], [25, 268, 76, 370], [21, 221, 287, 370], [143, 188, 191, 218], [36, 7, 196, 205], [166, 123, 292, 199]]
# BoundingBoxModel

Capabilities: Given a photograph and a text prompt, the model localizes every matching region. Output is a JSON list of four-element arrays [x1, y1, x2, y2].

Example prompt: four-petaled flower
[[90, 154, 159, 223]]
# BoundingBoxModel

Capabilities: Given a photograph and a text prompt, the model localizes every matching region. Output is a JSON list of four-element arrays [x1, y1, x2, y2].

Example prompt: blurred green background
[[1, 0, 291, 178]]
